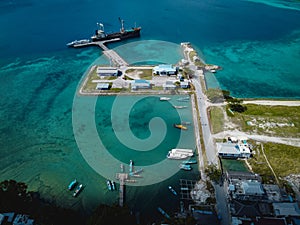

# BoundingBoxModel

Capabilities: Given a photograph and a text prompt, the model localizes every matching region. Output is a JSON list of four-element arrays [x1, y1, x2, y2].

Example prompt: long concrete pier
[[116, 173, 128, 207], [73, 38, 128, 67], [115, 172, 136, 207]]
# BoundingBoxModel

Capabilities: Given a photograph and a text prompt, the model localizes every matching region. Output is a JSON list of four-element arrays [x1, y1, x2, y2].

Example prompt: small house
[[180, 81, 190, 89], [96, 83, 110, 90], [131, 79, 151, 90], [217, 143, 251, 159], [97, 67, 119, 76], [153, 64, 177, 76], [163, 81, 177, 90]]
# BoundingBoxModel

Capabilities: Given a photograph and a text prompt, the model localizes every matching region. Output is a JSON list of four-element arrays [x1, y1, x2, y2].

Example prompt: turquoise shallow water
[[0, 45, 198, 218], [203, 30, 300, 98]]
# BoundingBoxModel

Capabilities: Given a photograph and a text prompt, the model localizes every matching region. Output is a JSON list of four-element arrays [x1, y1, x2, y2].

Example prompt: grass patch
[[125, 69, 153, 80], [83, 67, 98, 91], [82, 66, 118, 91], [124, 75, 134, 80], [229, 104, 300, 137], [189, 50, 197, 61], [248, 142, 300, 184], [152, 86, 163, 91], [209, 106, 224, 134], [195, 61, 205, 67], [188, 50, 205, 67], [106, 76, 118, 80], [206, 88, 225, 103]]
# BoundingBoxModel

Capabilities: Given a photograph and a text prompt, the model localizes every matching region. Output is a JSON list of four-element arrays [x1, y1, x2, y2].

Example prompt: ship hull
[[91, 28, 141, 42]]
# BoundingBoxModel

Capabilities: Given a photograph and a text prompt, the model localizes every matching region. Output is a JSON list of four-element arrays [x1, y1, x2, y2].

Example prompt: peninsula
[[71, 36, 300, 225]]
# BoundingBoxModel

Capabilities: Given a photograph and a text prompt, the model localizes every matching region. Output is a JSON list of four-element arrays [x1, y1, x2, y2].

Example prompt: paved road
[[191, 72, 231, 225], [190, 69, 219, 165], [183, 45, 230, 225]]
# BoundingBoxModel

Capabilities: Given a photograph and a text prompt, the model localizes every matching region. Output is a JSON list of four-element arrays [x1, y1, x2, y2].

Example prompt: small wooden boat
[[173, 124, 188, 130]]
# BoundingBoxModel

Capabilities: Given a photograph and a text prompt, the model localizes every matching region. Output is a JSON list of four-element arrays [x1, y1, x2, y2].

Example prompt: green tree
[[205, 165, 222, 183]]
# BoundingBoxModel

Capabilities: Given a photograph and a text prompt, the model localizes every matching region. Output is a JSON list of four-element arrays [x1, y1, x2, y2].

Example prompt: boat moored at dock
[[157, 207, 170, 219], [107, 180, 112, 191], [177, 96, 190, 102], [129, 160, 133, 173], [160, 97, 171, 101], [173, 105, 187, 109], [179, 164, 192, 171], [173, 124, 188, 130], [111, 180, 116, 191], [73, 184, 83, 197], [168, 186, 177, 195], [167, 148, 194, 160], [182, 159, 197, 164], [66, 18, 141, 49], [66, 39, 91, 47], [68, 179, 77, 190], [91, 18, 141, 42]]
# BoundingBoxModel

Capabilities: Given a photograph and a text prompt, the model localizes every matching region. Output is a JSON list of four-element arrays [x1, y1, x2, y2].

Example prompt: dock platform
[[115, 173, 136, 207], [73, 38, 128, 67], [179, 179, 197, 200]]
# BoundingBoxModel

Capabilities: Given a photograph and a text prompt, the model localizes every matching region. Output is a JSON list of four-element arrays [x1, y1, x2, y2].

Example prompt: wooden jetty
[[73, 38, 128, 67], [115, 173, 136, 207]]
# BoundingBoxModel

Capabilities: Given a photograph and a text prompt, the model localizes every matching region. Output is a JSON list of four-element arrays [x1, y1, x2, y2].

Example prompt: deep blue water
[[1, 0, 300, 96], [1, 0, 300, 219]]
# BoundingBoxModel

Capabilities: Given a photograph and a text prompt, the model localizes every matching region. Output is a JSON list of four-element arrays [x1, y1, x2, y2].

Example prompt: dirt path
[[213, 130, 300, 147], [261, 143, 280, 184], [243, 100, 300, 106]]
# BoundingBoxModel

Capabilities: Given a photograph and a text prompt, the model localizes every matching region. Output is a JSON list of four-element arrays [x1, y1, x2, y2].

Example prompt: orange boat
[[173, 124, 188, 130]]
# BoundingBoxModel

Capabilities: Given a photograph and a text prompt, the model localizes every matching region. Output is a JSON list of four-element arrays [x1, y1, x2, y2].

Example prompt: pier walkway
[[116, 173, 128, 207], [116, 172, 136, 207], [73, 38, 128, 67]]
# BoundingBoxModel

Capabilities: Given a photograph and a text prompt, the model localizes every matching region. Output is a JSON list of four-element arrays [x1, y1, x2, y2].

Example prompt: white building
[[97, 67, 119, 76], [217, 143, 251, 158], [163, 81, 177, 90], [131, 79, 151, 90], [96, 83, 110, 90], [180, 81, 190, 89], [153, 64, 177, 76], [240, 180, 265, 196]]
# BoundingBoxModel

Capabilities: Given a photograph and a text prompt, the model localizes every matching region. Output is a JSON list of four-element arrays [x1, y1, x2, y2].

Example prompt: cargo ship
[[91, 17, 141, 42]]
